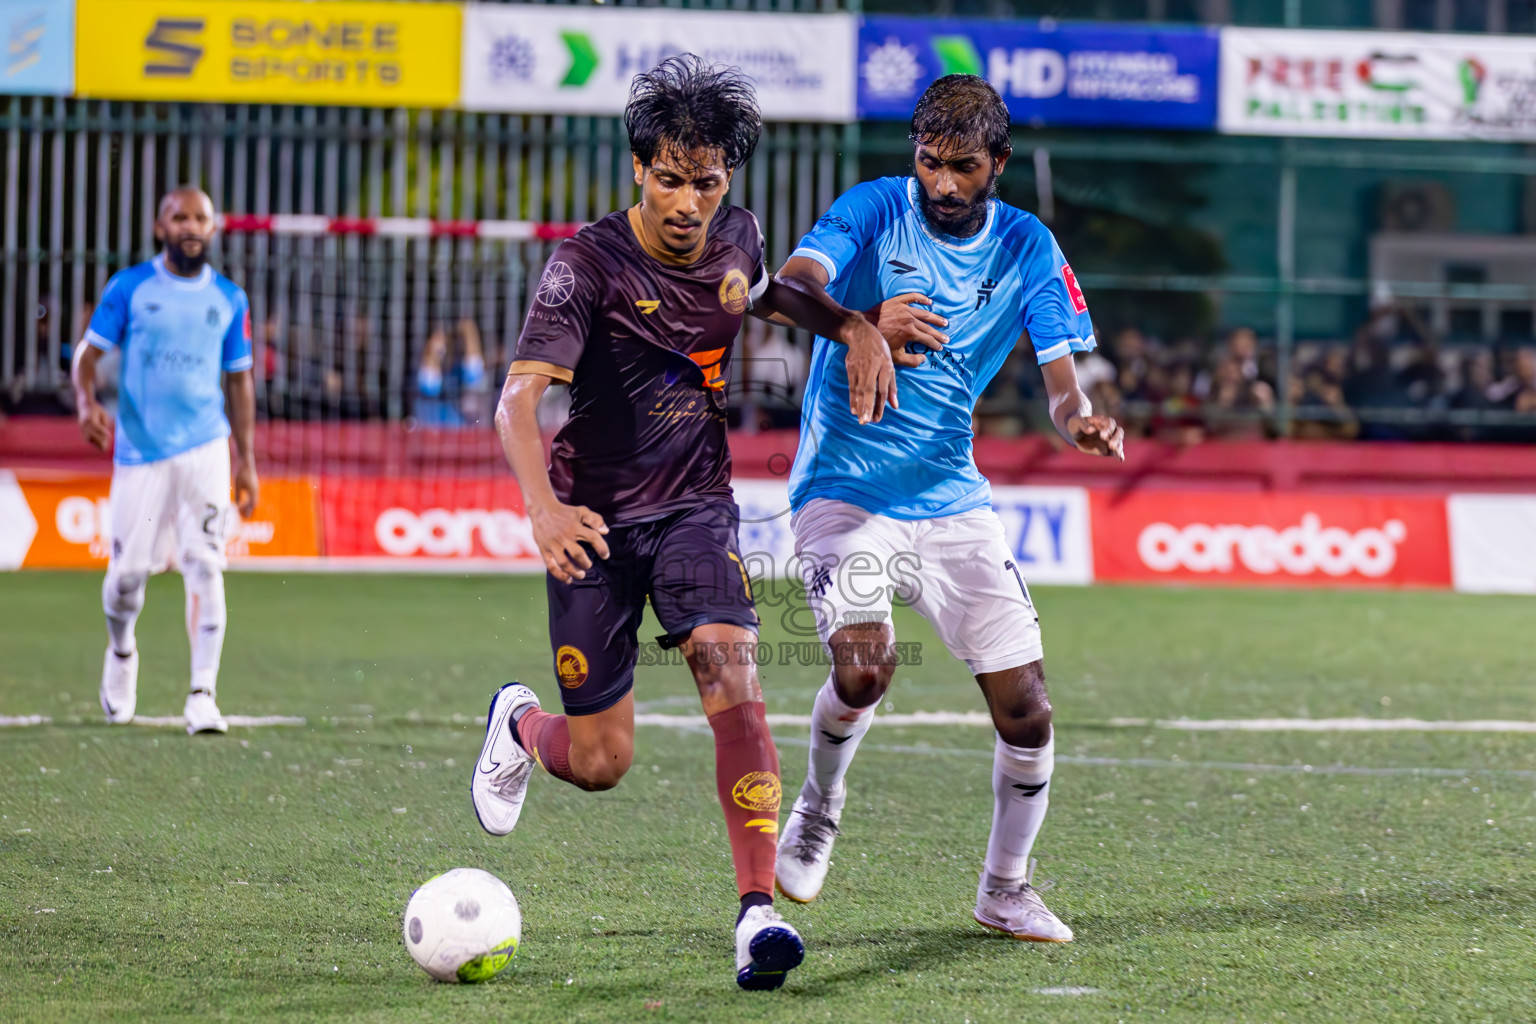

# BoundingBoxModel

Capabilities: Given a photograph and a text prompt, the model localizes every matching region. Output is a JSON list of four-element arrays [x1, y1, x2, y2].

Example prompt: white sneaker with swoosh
[[100, 648, 138, 725], [471, 683, 539, 837]]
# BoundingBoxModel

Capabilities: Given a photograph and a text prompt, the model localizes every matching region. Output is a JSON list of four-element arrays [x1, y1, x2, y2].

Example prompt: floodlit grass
[[2, 573, 1532, 1022]]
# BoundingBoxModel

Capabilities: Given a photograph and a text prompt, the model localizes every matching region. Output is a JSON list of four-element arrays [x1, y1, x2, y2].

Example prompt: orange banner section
[[7, 473, 320, 568]]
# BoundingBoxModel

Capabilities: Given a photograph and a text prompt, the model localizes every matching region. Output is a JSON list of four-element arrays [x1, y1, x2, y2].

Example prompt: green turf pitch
[[1, 572, 1532, 1023]]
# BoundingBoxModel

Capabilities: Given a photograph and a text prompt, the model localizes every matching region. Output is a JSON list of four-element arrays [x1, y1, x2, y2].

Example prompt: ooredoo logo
[[1137, 513, 1408, 578], [374, 507, 537, 559]]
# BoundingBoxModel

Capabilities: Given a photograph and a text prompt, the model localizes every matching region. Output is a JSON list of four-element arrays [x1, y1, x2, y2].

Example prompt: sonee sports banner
[[75, 0, 461, 107], [857, 16, 1219, 130]]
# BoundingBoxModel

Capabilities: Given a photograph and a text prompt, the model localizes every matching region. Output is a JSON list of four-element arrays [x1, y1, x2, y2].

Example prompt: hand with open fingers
[[843, 316, 898, 425], [1071, 414, 1126, 461], [77, 401, 113, 452], [235, 463, 260, 519], [531, 502, 611, 584], [869, 292, 948, 368]]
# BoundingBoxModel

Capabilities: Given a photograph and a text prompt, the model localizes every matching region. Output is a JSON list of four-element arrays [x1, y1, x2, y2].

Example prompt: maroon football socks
[[707, 701, 782, 902]]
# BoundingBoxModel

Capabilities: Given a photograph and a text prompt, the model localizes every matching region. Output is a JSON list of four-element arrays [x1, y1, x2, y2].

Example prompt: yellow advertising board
[[75, 0, 460, 107]]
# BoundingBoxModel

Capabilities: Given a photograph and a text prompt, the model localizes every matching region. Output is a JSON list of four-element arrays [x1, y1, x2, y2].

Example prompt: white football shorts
[[790, 497, 1044, 675], [108, 437, 233, 578]]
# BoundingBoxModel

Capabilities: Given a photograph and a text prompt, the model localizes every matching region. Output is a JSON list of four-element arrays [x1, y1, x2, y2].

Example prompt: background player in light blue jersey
[[71, 187, 258, 735], [769, 76, 1124, 942]]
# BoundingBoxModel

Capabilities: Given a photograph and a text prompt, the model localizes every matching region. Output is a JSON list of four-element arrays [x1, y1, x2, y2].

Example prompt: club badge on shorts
[[555, 645, 589, 688]]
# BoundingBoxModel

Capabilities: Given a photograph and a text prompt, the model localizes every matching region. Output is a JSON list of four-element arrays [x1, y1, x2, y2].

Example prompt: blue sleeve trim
[[1034, 334, 1097, 366], [791, 246, 839, 284]]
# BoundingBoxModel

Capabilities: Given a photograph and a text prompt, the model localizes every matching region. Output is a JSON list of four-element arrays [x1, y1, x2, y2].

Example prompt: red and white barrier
[[218, 214, 584, 241]]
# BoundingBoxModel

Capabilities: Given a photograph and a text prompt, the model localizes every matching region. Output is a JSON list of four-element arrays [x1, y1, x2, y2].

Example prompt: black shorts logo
[[555, 645, 588, 688]]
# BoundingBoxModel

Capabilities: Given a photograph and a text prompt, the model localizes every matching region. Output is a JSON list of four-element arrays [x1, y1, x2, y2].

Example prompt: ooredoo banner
[[0, 471, 320, 569], [858, 17, 1218, 129], [461, 5, 855, 122], [320, 476, 542, 565], [1090, 491, 1452, 588], [1219, 27, 1536, 141], [75, 0, 461, 108]]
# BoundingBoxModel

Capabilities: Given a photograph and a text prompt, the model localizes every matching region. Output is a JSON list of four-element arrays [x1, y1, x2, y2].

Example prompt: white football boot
[[471, 683, 539, 836], [100, 648, 139, 724], [775, 782, 846, 903], [184, 689, 228, 735], [974, 861, 1073, 942], [734, 904, 805, 991]]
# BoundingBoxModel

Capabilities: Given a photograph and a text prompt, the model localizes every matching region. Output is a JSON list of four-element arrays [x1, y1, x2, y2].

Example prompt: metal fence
[[0, 97, 852, 425]]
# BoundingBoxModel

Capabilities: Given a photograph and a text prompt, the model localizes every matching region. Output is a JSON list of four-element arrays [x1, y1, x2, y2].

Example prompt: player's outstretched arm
[[766, 257, 898, 425], [1040, 352, 1125, 461], [70, 343, 113, 452], [225, 368, 259, 517], [494, 372, 610, 584]]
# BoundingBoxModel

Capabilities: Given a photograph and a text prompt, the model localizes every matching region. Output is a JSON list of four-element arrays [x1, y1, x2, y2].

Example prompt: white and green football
[[403, 867, 522, 983]]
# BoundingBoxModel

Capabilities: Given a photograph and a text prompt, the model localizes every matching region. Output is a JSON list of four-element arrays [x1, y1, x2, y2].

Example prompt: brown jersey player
[[469, 56, 906, 991]]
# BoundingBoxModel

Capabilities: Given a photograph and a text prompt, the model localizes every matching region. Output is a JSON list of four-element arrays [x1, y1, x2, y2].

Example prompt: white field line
[[6, 711, 1536, 734], [1109, 716, 1536, 733], [0, 715, 305, 728]]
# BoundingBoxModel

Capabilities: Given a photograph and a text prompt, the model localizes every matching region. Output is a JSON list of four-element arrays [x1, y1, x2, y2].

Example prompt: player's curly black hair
[[625, 54, 762, 172], [908, 74, 1013, 159]]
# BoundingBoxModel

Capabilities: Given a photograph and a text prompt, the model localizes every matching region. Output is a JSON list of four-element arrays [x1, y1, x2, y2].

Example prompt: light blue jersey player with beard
[[773, 76, 1121, 952], [787, 174, 1096, 518]]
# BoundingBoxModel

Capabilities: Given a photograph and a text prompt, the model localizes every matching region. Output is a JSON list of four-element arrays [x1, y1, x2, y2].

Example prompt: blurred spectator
[[1204, 356, 1275, 439], [1148, 360, 1205, 445], [1448, 349, 1498, 442], [1193, 326, 1259, 399], [415, 319, 489, 428], [1511, 348, 1536, 412], [1291, 364, 1358, 440]]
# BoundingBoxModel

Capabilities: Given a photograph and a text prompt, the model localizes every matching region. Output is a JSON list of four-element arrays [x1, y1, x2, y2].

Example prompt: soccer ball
[[403, 867, 522, 983]]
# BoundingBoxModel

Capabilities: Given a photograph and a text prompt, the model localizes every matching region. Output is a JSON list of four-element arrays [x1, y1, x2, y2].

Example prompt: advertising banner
[[1448, 494, 1536, 594], [320, 476, 542, 565], [991, 485, 1094, 586], [1090, 491, 1451, 588], [1219, 27, 1536, 141], [461, 4, 855, 121], [732, 479, 1092, 584], [858, 17, 1218, 129], [75, 0, 460, 108], [0, 471, 320, 569], [0, 0, 73, 94]]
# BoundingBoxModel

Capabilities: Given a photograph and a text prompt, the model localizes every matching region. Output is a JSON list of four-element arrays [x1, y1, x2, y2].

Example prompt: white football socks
[[984, 730, 1055, 888], [102, 568, 145, 657], [183, 559, 228, 695], [803, 674, 877, 800]]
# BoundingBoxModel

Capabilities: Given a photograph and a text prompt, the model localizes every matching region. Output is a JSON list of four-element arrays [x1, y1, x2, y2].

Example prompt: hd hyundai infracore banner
[[858, 17, 1219, 129]]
